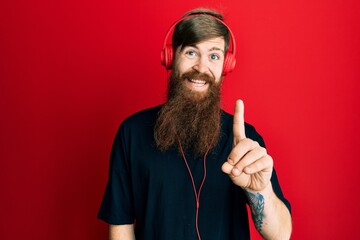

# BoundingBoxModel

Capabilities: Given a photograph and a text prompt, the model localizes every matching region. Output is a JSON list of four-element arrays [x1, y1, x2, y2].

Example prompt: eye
[[210, 54, 220, 61], [185, 50, 197, 58]]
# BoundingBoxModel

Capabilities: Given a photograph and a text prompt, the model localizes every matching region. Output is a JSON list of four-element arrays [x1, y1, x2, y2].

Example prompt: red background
[[1, 0, 359, 239]]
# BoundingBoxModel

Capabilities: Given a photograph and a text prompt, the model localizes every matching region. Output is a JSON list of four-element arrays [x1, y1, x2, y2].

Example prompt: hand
[[221, 100, 273, 192]]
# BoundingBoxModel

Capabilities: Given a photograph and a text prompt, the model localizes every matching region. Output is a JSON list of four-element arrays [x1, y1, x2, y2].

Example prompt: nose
[[193, 56, 209, 73]]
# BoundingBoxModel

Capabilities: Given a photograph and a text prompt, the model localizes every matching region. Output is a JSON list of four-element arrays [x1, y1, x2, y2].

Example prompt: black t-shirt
[[98, 106, 291, 240]]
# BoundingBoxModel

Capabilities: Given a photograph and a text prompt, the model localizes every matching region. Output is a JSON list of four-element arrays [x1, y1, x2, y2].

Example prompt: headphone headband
[[160, 13, 237, 75]]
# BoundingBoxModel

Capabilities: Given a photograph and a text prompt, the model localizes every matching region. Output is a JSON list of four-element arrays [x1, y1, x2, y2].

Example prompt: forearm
[[109, 224, 135, 240], [245, 183, 292, 240]]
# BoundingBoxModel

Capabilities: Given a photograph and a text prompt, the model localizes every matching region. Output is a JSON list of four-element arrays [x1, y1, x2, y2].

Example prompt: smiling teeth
[[190, 79, 206, 84]]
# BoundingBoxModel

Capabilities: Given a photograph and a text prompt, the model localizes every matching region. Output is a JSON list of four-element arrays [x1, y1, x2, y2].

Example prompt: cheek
[[214, 65, 224, 81], [178, 61, 193, 72], [174, 59, 190, 75]]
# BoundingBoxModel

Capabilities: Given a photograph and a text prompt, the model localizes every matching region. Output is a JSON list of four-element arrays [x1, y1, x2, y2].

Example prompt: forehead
[[182, 37, 225, 52]]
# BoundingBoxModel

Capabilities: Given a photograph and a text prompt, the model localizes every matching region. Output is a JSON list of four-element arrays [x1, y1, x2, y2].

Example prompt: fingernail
[[232, 167, 240, 176]]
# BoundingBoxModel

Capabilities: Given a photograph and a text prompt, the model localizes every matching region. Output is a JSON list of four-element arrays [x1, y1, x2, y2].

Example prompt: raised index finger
[[233, 99, 246, 144]]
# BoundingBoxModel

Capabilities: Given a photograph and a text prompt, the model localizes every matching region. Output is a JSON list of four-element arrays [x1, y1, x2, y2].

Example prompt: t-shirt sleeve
[[246, 123, 292, 214], [97, 122, 135, 224]]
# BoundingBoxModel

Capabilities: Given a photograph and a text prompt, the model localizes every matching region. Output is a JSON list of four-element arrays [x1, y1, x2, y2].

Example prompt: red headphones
[[160, 14, 237, 76]]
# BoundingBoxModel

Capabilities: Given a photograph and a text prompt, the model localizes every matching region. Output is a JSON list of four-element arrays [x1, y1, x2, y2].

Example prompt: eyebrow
[[184, 45, 225, 54], [209, 47, 225, 53]]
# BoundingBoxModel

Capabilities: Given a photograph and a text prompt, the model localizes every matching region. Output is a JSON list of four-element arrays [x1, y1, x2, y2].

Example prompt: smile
[[187, 78, 207, 87]]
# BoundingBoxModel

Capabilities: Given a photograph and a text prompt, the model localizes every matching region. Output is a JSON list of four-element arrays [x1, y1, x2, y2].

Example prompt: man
[[98, 8, 292, 240]]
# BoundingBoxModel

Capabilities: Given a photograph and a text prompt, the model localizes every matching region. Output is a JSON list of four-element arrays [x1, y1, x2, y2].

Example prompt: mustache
[[180, 70, 215, 84]]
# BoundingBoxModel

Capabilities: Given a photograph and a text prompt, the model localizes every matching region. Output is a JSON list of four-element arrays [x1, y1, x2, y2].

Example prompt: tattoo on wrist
[[245, 190, 265, 232]]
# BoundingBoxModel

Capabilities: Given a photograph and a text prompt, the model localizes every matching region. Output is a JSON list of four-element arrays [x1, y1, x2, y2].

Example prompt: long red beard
[[154, 69, 222, 156]]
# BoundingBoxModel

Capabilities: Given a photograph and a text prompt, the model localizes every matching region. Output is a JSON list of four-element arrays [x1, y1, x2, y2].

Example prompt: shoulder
[[113, 105, 161, 143], [122, 105, 161, 129]]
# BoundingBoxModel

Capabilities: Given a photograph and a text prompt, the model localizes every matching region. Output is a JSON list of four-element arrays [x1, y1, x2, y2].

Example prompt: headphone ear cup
[[161, 44, 174, 70], [223, 52, 236, 76]]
